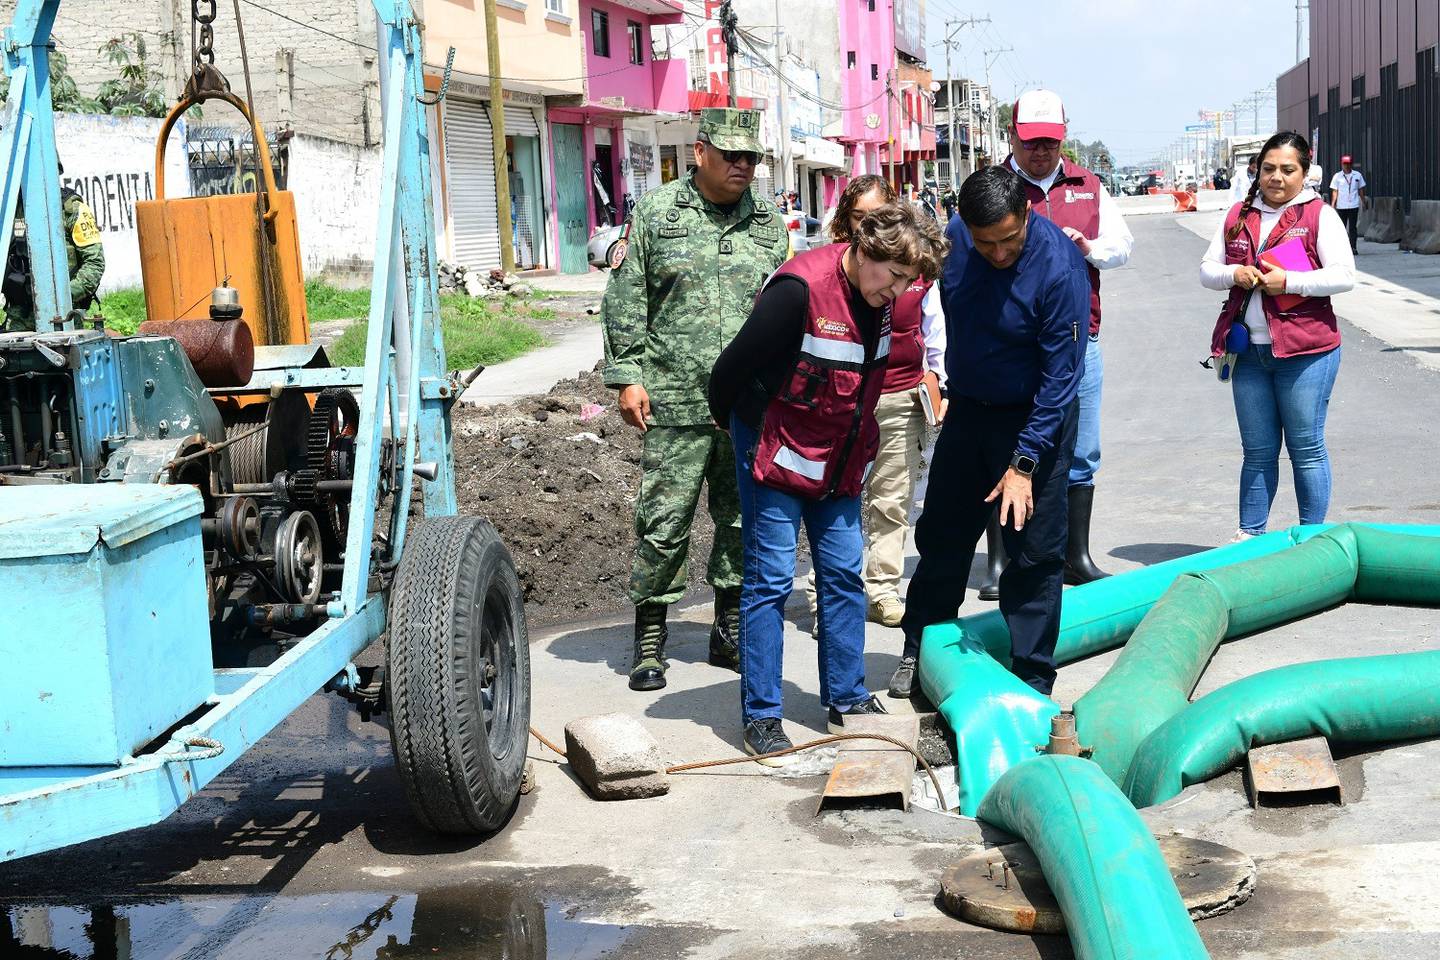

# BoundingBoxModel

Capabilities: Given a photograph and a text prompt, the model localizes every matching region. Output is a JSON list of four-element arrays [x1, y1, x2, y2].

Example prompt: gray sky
[[923, 1, 1305, 165]]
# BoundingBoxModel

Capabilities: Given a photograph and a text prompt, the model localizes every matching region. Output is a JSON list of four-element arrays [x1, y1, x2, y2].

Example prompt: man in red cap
[[970, 89, 1132, 598], [1329, 155, 1367, 254]]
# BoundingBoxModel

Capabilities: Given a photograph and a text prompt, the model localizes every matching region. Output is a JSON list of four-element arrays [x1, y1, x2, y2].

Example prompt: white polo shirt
[[1330, 169, 1366, 209]]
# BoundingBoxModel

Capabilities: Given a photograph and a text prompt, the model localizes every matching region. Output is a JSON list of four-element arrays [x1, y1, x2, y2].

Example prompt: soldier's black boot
[[977, 512, 1005, 601], [1064, 484, 1111, 585], [708, 587, 741, 672], [628, 604, 669, 691]]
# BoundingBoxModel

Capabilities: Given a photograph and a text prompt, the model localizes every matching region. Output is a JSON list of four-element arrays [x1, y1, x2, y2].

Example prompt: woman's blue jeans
[[731, 415, 870, 726], [1231, 343, 1341, 533]]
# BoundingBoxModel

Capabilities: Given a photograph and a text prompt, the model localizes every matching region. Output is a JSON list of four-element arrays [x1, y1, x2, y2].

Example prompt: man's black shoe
[[743, 717, 794, 767], [886, 656, 918, 699], [827, 694, 888, 734]]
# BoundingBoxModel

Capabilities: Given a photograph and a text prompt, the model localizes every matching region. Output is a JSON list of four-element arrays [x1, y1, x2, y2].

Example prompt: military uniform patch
[[70, 202, 101, 247], [658, 225, 689, 238]]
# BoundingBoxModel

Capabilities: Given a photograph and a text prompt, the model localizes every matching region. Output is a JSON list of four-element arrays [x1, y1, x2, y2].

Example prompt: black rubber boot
[[628, 604, 669, 691], [977, 511, 1005, 601], [1064, 484, 1111, 585], [709, 587, 741, 672]]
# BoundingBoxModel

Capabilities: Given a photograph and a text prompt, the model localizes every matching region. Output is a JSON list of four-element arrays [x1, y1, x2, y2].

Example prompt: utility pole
[[771, 0, 789, 195], [888, 69, 898, 192], [484, 0, 515, 273], [943, 15, 988, 188], [1295, 0, 1307, 62], [983, 47, 1011, 164], [720, 0, 738, 107]]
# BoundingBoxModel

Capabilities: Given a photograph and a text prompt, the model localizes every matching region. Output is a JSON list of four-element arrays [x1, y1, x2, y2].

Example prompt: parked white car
[[588, 223, 626, 270]]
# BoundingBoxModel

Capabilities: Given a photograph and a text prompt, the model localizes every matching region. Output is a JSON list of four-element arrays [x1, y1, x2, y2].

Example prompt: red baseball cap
[[1340, 154, 1353, 163], [1013, 89, 1067, 142]]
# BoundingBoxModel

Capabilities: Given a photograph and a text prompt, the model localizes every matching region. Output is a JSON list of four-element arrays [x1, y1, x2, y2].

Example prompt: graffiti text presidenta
[[62, 173, 154, 233]]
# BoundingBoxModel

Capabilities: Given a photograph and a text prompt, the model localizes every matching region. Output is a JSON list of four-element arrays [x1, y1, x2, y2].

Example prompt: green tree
[[90, 34, 168, 118], [0, 33, 167, 118], [0, 43, 87, 110]]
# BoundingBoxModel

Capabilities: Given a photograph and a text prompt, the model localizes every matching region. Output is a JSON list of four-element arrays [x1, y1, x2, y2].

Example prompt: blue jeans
[[1231, 344, 1341, 533], [731, 415, 870, 725], [1069, 334, 1103, 486]]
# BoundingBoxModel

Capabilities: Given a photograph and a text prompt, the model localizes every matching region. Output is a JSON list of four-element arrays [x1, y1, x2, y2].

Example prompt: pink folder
[[1259, 237, 1313, 310]]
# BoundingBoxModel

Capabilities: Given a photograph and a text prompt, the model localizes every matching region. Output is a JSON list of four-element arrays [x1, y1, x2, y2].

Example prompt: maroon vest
[[880, 278, 932, 394], [752, 244, 891, 499], [1209, 197, 1339, 359], [1011, 157, 1104, 335]]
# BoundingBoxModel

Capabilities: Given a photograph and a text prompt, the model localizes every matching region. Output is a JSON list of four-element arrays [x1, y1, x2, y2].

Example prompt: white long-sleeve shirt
[[1199, 187, 1356, 346], [920, 283, 947, 386], [1009, 158, 1134, 271]]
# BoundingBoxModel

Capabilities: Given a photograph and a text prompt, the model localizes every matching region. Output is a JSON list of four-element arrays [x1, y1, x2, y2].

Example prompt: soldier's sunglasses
[[699, 136, 760, 167]]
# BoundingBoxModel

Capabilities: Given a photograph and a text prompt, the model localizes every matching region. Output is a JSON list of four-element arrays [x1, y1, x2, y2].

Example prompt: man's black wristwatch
[[1010, 452, 1038, 477]]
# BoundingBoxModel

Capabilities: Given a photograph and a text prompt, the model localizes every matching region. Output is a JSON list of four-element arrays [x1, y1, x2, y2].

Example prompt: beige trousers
[[862, 387, 928, 601]]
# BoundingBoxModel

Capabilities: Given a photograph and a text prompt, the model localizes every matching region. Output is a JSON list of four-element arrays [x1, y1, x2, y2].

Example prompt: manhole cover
[[939, 835, 1256, 934]]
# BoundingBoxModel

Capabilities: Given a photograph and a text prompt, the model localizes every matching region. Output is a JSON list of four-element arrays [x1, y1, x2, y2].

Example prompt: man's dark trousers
[[1338, 206, 1360, 253], [899, 397, 1079, 694]]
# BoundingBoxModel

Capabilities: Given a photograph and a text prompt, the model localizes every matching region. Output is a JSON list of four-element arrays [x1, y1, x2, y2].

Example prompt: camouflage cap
[[698, 107, 764, 153]]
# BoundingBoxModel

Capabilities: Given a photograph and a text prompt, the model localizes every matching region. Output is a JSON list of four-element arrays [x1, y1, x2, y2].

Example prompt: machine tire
[[387, 516, 531, 834]]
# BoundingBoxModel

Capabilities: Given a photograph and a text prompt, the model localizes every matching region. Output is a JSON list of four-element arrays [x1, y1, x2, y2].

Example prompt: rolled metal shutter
[[502, 104, 541, 138], [443, 98, 500, 270]]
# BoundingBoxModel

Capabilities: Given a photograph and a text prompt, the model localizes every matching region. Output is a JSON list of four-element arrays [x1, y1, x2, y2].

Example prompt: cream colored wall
[[418, 0, 585, 97]]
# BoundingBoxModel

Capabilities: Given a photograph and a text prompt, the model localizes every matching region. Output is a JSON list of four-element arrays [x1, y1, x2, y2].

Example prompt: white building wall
[[0, 0, 380, 147], [47, 113, 378, 292], [285, 133, 381, 283]]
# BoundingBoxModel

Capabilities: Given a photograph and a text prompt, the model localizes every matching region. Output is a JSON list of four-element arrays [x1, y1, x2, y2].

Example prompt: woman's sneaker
[[827, 694, 888, 734], [744, 717, 794, 767]]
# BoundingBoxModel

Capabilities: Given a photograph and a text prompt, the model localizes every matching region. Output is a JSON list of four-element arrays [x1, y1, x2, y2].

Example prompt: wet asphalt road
[[4, 212, 1440, 959]]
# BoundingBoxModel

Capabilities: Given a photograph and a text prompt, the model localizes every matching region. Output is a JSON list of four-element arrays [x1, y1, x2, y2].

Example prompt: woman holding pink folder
[[1200, 131, 1355, 539]]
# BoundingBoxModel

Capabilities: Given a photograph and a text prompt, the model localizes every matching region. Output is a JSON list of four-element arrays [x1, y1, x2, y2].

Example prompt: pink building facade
[[547, 0, 686, 268], [838, 0, 898, 177]]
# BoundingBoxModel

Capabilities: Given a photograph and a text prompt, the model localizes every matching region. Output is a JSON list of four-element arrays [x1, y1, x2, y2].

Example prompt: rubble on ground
[[452, 366, 717, 626], [437, 260, 536, 298]]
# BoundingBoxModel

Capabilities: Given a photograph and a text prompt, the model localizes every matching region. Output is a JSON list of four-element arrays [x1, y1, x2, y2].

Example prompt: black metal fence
[[1312, 47, 1440, 210]]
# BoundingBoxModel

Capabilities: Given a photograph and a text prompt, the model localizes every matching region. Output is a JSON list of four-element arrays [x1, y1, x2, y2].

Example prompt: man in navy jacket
[[888, 165, 1088, 698]]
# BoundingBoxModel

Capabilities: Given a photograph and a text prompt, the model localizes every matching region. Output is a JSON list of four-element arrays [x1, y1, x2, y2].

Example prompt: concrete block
[[1402, 200, 1440, 254], [1357, 199, 1374, 236], [564, 713, 670, 800], [1365, 196, 1404, 243]]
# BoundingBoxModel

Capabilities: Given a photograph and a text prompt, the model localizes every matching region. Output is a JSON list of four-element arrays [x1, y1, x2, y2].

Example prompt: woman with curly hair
[[709, 201, 949, 761]]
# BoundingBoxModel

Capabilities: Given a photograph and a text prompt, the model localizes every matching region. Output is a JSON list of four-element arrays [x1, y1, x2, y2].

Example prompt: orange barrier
[[1169, 191, 1198, 213]]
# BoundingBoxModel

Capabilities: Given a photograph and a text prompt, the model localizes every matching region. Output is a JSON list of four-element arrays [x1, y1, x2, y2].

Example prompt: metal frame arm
[[0, 0, 75, 330]]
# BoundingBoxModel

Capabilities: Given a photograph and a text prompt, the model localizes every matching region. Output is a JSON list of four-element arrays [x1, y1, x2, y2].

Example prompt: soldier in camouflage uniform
[[602, 107, 789, 691], [2, 171, 106, 332]]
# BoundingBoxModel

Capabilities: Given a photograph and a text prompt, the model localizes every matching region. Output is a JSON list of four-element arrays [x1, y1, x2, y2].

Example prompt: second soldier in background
[[601, 107, 789, 691]]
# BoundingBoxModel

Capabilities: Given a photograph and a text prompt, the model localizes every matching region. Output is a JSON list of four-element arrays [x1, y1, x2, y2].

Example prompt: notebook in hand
[[919, 371, 943, 427], [1258, 237, 1313, 310]]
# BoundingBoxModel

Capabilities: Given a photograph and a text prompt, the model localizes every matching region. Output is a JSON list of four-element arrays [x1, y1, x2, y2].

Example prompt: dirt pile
[[452, 367, 716, 627]]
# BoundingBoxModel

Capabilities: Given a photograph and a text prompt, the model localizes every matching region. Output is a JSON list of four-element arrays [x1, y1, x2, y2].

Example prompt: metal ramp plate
[[817, 714, 920, 813], [1245, 736, 1343, 808], [940, 835, 1257, 934]]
